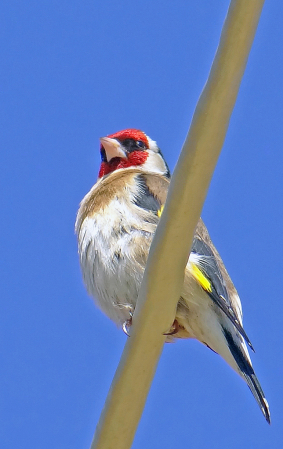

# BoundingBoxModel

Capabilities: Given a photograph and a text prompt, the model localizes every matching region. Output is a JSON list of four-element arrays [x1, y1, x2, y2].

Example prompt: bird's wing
[[133, 174, 164, 215], [122, 171, 254, 350], [190, 219, 254, 351], [131, 171, 169, 217]]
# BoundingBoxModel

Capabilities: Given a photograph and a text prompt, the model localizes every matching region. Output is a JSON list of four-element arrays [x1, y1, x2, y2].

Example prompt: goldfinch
[[75, 128, 270, 423]]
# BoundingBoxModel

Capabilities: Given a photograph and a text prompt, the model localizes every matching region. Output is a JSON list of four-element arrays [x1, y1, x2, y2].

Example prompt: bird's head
[[98, 129, 170, 178]]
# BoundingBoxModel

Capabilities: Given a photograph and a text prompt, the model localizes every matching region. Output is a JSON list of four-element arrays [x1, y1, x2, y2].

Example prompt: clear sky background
[[1, 1, 283, 448]]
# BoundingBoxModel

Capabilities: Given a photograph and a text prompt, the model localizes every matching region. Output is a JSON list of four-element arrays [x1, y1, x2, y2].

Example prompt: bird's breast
[[77, 195, 157, 325]]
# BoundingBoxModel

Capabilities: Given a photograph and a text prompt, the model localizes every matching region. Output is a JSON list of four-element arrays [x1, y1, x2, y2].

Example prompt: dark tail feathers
[[222, 327, 270, 424]]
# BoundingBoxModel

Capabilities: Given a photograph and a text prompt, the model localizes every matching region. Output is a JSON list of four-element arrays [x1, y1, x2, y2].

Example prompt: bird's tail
[[222, 327, 270, 423], [244, 371, 270, 424]]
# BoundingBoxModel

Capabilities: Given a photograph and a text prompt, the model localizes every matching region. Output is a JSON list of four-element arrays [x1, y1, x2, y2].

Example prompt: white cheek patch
[[146, 136, 159, 152], [141, 152, 168, 175], [144, 135, 169, 176]]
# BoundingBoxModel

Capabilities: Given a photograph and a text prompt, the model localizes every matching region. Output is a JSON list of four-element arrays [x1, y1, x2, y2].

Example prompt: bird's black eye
[[120, 138, 146, 153], [136, 140, 146, 149]]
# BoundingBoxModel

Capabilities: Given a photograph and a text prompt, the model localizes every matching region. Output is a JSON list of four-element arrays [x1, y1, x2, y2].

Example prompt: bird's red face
[[98, 129, 150, 178]]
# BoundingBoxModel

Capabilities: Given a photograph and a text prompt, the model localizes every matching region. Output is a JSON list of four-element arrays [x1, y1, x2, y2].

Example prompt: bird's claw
[[122, 309, 133, 337], [122, 318, 132, 336], [164, 319, 179, 336]]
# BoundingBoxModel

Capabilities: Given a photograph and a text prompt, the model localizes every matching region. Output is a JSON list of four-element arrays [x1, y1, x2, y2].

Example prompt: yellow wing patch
[[191, 263, 212, 293], [157, 204, 164, 217]]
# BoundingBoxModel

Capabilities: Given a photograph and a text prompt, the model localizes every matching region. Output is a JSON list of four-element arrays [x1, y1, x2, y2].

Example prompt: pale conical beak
[[100, 137, 127, 162]]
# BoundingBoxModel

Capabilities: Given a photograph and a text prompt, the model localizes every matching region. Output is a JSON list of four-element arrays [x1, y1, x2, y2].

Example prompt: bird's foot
[[122, 309, 133, 337], [164, 319, 179, 336], [122, 318, 132, 336]]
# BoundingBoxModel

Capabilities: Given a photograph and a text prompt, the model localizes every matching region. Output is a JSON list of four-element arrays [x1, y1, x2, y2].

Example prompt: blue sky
[[1, 1, 283, 448]]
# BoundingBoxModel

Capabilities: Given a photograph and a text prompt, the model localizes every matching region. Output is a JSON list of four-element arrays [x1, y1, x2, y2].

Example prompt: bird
[[75, 128, 270, 423]]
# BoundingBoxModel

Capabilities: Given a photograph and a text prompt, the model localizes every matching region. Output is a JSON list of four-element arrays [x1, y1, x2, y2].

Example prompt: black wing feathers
[[134, 175, 162, 215], [133, 183, 254, 352], [192, 237, 254, 352]]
